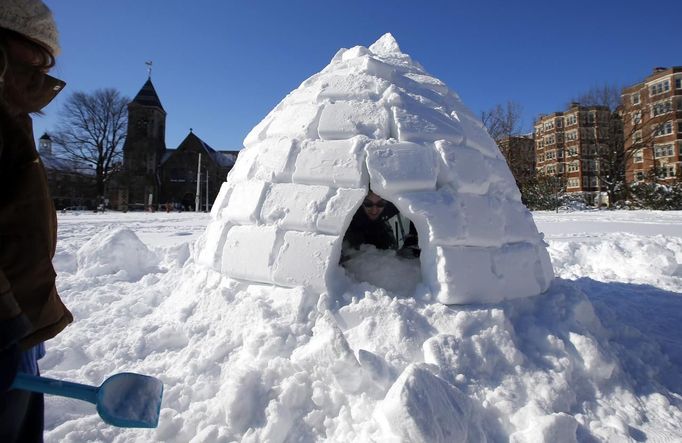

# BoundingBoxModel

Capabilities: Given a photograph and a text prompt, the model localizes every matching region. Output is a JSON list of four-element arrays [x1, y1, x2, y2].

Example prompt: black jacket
[[343, 202, 398, 250]]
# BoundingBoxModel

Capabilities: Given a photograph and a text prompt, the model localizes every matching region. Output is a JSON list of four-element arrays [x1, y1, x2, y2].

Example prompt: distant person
[[0, 1, 73, 442]]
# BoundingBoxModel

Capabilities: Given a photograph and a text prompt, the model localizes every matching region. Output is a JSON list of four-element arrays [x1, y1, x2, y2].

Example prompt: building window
[[544, 121, 554, 131], [654, 121, 673, 137], [546, 150, 556, 160], [558, 163, 565, 173], [650, 79, 671, 96], [567, 146, 578, 156], [567, 178, 579, 188], [546, 165, 556, 174], [659, 164, 676, 179], [544, 135, 555, 145], [581, 159, 596, 171], [587, 112, 595, 124], [654, 144, 675, 157], [556, 118, 563, 128], [676, 77, 682, 89], [566, 114, 577, 126], [633, 130, 642, 144], [631, 93, 640, 105], [652, 100, 673, 117], [582, 176, 590, 188], [566, 130, 578, 141], [568, 161, 579, 172], [557, 149, 564, 158], [632, 111, 641, 125], [635, 171, 645, 181], [634, 149, 643, 163]]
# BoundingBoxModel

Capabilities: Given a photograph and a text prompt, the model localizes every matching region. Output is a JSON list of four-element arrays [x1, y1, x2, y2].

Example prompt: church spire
[[131, 77, 165, 111]]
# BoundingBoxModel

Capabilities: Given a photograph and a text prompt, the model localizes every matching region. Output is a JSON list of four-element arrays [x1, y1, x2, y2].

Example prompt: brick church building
[[108, 78, 238, 211]]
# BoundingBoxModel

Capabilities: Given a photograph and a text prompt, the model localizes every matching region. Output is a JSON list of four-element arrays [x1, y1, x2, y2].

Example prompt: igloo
[[199, 33, 554, 304]]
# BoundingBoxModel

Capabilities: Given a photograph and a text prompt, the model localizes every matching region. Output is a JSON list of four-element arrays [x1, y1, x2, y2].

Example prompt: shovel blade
[[97, 372, 163, 428]]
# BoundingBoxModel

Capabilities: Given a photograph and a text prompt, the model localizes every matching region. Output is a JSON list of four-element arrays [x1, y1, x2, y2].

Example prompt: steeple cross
[[145, 60, 153, 78]]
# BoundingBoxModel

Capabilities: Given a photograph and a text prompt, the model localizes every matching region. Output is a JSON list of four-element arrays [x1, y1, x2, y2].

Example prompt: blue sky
[[37, 0, 679, 151]]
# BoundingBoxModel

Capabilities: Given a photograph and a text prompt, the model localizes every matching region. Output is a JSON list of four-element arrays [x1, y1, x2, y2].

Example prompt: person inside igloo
[[341, 189, 420, 263]]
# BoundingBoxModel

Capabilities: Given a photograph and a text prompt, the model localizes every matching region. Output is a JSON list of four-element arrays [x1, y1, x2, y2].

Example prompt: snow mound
[[47, 263, 682, 442], [44, 213, 682, 442], [76, 226, 159, 281], [200, 33, 553, 304]]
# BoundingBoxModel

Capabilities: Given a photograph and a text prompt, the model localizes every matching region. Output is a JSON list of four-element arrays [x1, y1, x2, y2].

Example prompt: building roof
[[161, 130, 238, 168], [130, 78, 165, 111]]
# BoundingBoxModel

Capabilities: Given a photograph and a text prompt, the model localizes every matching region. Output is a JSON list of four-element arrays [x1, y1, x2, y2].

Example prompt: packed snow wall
[[199, 33, 554, 304]]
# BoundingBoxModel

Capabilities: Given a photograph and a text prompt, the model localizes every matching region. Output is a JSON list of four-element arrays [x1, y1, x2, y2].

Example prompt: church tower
[[122, 77, 167, 209]]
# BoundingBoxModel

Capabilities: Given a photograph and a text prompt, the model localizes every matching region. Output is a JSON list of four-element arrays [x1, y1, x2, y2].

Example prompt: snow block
[[317, 101, 390, 140], [366, 142, 438, 195], [260, 183, 330, 232], [248, 137, 296, 182], [272, 231, 339, 292], [503, 202, 541, 243], [317, 74, 389, 101], [458, 194, 505, 247], [243, 110, 276, 147], [210, 183, 233, 219], [431, 242, 552, 304], [432, 246, 501, 304], [221, 226, 279, 284], [226, 146, 258, 183], [375, 364, 473, 443], [491, 242, 547, 297], [292, 138, 367, 188], [394, 189, 466, 246], [458, 111, 500, 157], [266, 103, 323, 140], [316, 187, 367, 235], [359, 56, 397, 80], [224, 180, 267, 225], [196, 219, 232, 270], [435, 142, 491, 195], [391, 102, 465, 144]]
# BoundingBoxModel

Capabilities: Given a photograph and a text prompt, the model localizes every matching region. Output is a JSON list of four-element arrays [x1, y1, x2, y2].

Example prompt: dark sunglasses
[[362, 200, 386, 209]]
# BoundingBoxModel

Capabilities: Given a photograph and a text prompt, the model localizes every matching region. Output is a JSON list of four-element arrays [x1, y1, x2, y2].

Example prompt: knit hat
[[0, 0, 60, 57]]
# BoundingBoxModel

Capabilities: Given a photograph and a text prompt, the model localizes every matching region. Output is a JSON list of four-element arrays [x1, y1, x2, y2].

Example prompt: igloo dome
[[198, 33, 554, 304]]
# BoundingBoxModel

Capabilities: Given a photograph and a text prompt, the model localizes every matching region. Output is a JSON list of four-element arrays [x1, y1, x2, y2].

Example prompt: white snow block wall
[[202, 33, 553, 304]]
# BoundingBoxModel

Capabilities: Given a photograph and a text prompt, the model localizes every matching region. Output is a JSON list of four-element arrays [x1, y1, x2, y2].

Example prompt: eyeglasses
[[362, 200, 386, 209]]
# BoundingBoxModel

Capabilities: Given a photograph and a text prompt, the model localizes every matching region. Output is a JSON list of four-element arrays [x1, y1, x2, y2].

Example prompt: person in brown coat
[[0, 1, 73, 441]]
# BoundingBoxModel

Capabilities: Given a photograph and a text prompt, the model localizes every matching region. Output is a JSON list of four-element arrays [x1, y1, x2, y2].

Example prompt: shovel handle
[[12, 373, 98, 405]]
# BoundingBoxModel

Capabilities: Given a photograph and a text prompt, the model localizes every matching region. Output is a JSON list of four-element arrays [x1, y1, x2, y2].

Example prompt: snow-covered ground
[[42, 210, 682, 442]]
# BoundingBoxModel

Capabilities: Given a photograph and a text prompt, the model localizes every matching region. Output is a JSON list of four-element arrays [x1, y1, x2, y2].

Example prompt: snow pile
[[202, 33, 552, 304], [42, 212, 682, 442], [76, 226, 159, 281], [548, 233, 682, 291]]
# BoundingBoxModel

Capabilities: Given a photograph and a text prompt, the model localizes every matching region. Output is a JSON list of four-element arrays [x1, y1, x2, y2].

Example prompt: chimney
[[653, 67, 667, 74]]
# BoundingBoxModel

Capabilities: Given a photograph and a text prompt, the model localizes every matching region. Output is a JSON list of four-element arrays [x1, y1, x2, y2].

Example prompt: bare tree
[[569, 83, 622, 111], [482, 101, 536, 193], [482, 101, 524, 141], [52, 88, 128, 199]]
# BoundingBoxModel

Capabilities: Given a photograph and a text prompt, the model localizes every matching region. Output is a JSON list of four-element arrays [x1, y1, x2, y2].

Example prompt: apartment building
[[534, 103, 612, 204], [621, 66, 682, 183]]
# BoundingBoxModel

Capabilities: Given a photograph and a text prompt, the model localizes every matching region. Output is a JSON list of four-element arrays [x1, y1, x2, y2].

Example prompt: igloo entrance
[[197, 33, 553, 305], [340, 190, 423, 296]]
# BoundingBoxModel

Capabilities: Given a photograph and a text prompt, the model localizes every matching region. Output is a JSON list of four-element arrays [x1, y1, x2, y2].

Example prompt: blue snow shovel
[[12, 372, 163, 428]]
